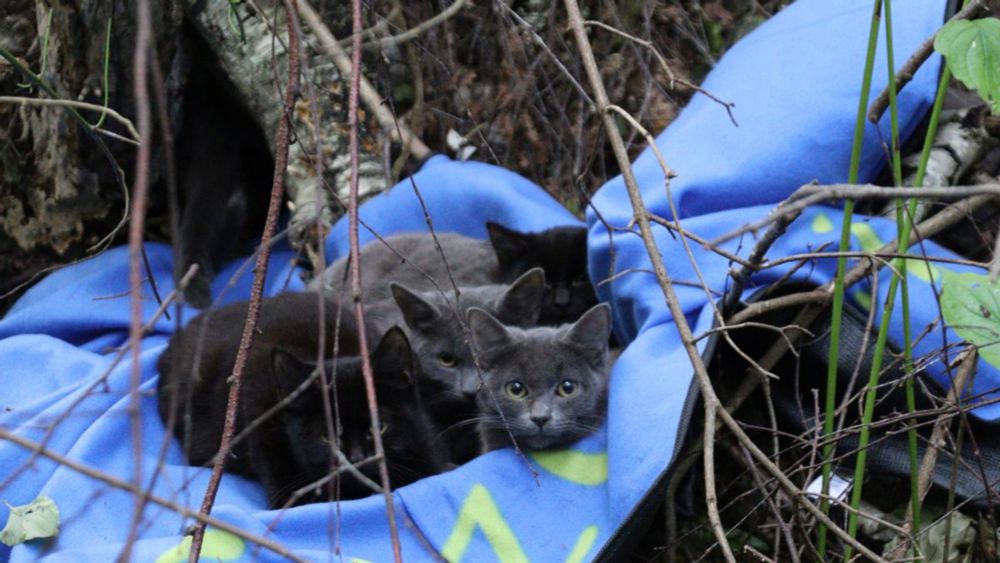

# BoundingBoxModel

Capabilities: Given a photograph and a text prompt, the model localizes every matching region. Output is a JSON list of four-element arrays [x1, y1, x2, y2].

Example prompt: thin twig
[[564, 2, 887, 559], [346, 0, 403, 559], [358, 0, 467, 50], [121, 0, 153, 557], [299, 0, 431, 160], [186, 3, 300, 560], [647, 214, 753, 267], [584, 20, 737, 126], [0, 429, 306, 563], [713, 182, 1000, 247], [0, 96, 141, 143], [867, 0, 988, 124], [723, 207, 803, 312], [497, 2, 596, 110], [730, 194, 994, 325], [888, 347, 978, 560], [565, 3, 729, 560]]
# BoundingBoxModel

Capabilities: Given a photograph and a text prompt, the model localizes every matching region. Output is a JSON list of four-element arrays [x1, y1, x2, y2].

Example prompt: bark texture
[[0, 0, 183, 307], [185, 0, 384, 251]]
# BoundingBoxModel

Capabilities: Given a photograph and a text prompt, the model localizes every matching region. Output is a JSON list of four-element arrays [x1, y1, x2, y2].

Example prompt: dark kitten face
[[486, 222, 597, 325], [389, 268, 545, 404], [271, 328, 441, 506], [468, 303, 612, 451]]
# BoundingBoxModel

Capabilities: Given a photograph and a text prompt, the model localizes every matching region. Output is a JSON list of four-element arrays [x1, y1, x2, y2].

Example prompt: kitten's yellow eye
[[505, 380, 527, 399], [438, 352, 458, 367], [556, 380, 578, 397]]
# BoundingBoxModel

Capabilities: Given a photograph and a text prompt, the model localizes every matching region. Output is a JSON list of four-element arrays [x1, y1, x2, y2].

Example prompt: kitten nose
[[531, 414, 551, 428], [553, 286, 571, 307], [347, 443, 366, 465], [460, 376, 479, 399]]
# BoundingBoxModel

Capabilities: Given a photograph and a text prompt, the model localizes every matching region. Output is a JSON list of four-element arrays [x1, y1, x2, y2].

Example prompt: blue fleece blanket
[[2, 0, 981, 560]]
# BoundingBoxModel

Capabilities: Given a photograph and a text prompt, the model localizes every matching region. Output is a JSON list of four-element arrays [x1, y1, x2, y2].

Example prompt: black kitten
[[310, 224, 595, 325], [156, 292, 445, 507], [467, 303, 612, 452], [171, 31, 273, 308], [486, 222, 597, 325]]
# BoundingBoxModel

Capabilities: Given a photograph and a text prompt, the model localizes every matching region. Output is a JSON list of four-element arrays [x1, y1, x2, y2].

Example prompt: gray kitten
[[366, 268, 547, 463], [310, 233, 495, 304], [467, 303, 612, 452]]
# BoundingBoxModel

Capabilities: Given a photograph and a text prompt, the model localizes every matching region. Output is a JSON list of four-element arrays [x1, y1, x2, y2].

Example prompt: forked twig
[[563, 1, 887, 559], [887, 347, 978, 560], [299, 0, 431, 160], [713, 182, 1000, 247], [867, 0, 989, 124], [0, 429, 306, 563], [0, 96, 141, 143], [583, 20, 737, 126]]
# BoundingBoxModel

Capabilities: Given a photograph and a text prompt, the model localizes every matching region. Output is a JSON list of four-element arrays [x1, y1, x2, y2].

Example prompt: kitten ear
[[271, 348, 313, 379], [495, 267, 545, 327], [467, 307, 514, 356], [270, 348, 317, 405], [565, 303, 612, 350], [486, 222, 531, 270], [390, 283, 440, 330], [371, 326, 414, 389]]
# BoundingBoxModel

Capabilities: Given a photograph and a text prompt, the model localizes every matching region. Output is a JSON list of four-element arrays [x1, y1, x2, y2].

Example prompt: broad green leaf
[[934, 18, 1000, 113], [941, 270, 1000, 367], [0, 496, 60, 546]]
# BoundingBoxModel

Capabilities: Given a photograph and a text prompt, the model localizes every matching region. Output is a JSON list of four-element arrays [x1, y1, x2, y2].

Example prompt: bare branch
[[346, 0, 404, 559], [713, 182, 1000, 247], [564, 1, 888, 558], [299, 0, 431, 160], [0, 96, 141, 143], [0, 429, 306, 563], [867, 0, 990, 124], [187, 2, 301, 560]]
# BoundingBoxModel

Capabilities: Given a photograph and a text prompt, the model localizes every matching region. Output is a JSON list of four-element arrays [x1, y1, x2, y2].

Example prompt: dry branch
[[713, 182, 1000, 247], [187, 2, 300, 559], [298, 0, 430, 160], [565, 0, 892, 558], [345, 0, 403, 559], [867, 0, 990, 124], [0, 429, 306, 562]]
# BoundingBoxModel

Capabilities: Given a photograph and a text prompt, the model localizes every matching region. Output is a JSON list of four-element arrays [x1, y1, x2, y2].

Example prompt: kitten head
[[270, 327, 440, 505], [389, 268, 545, 402], [486, 222, 597, 325], [468, 303, 612, 451]]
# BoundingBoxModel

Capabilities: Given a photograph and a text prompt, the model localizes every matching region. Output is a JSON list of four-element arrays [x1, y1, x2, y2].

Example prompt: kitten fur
[[156, 292, 445, 507], [309, 224, 595, 325], [467, 303, 612, 452], [364, 268, 546, 463]]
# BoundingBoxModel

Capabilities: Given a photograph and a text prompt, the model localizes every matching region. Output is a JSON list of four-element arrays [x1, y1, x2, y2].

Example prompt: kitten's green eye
[[556, 379, 578, 397], [438, 352, 458, 368], [505, 380, 527, 399]]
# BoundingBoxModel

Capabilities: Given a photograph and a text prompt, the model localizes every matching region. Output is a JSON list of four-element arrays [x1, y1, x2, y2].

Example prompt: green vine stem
[[817, 0, 883, 557]]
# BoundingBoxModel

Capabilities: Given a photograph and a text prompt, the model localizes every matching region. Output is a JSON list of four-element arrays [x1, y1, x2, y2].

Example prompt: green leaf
[[0, 496, 60, 546], [941, 270, 1000, 368], [934, 18, 1000, 113]]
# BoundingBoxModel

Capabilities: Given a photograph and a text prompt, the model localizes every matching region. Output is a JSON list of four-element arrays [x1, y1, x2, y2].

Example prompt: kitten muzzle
[[552, 285, 571, 307]]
